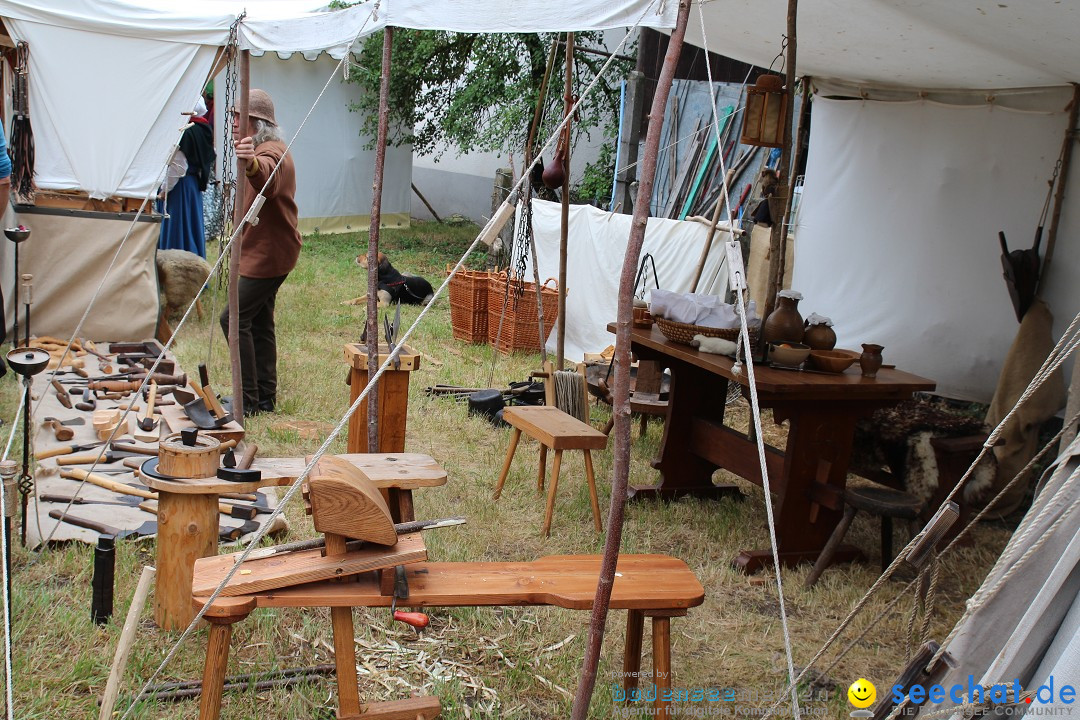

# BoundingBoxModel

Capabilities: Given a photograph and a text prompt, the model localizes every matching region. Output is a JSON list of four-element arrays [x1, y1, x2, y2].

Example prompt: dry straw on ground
[[0, 223, 1011, 718]]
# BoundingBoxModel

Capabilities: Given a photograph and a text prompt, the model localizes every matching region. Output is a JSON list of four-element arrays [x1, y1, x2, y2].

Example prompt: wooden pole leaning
[[557, 32, 574, 370], [569, 1, 693, 717], [366, 27, 395, 453]]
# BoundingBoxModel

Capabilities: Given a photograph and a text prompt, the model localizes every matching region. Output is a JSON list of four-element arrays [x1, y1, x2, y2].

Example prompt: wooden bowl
[[808, 348, 859, 373], [769, 342, 810, 367]]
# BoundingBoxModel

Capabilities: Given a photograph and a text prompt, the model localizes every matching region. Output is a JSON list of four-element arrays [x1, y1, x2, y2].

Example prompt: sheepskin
[[156, 249, 210, 320]]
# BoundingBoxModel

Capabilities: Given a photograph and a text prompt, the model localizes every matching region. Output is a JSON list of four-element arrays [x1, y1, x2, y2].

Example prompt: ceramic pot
[[803, 322, 836, 350], [762, 295, 804, 344], [859, 343, 884, 378]]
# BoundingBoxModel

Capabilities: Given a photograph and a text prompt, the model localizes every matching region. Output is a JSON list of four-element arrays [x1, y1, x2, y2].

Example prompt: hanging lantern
[[740, 74, 788, 148]]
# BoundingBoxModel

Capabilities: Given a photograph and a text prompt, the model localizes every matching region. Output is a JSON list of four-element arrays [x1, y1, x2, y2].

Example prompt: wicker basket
[[654, 316, 758, 347], [487, 274, 560, 354], [447, 265, 491, 343]]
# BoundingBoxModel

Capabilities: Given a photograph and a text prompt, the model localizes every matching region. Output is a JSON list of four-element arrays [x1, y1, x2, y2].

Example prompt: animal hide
[[983, 299, 1066, 516], [156, 249, 210, 320]]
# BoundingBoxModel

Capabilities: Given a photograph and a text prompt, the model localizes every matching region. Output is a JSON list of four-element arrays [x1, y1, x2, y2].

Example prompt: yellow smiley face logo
[[848, 678, 876, 709]]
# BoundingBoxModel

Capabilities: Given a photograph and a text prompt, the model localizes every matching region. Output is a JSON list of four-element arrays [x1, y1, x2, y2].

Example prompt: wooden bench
[[493, 405, 608, 536], [193, 553, 704, 719]]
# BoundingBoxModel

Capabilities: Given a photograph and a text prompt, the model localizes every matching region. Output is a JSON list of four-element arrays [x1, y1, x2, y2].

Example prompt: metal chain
[[207, 15, 243, 365]]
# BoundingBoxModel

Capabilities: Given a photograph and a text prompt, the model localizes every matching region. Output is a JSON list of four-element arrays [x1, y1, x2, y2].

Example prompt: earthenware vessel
[[762, 292, 804, 345], [859, 343, 884, 378], [803, 321, 836, 351]]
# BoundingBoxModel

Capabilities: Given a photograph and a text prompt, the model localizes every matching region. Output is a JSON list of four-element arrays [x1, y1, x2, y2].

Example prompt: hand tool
[[40, 493, 149, 510], [73, 387, 97, 412], [48, 509, 158, 539], [59, 468, 257, 519], [111, 440, 159, 456], [50, 378, 72, 409], [246, 516, 465, 559], [138, 357, 175, 374], [134, 382, 159, 442], [35, 441, 104, 461], [56, 449, 153, 466], [42, 416, 83, 442]]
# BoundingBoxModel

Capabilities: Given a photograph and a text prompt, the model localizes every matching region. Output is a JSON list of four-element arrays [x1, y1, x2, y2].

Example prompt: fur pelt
[[156, 249, 210, 320], [983, 299, 1066, 516]]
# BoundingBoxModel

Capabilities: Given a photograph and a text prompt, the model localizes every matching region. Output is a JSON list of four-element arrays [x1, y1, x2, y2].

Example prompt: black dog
[[356, 252, 434, 306]]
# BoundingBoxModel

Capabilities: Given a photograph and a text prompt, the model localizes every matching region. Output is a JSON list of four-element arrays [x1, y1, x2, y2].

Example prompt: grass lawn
[[0, 220, 1011, 719]]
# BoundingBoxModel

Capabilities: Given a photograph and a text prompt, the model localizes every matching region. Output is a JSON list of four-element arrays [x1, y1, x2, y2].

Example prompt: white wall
[[793, 92, 1078, 402], [221, 53, 412, 233]]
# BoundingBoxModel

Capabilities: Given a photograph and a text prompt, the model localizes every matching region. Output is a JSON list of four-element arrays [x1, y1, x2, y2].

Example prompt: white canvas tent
[[0, 0, 678, 339], [673, 0, 1080, 402], [670, 1, 1080, 713]]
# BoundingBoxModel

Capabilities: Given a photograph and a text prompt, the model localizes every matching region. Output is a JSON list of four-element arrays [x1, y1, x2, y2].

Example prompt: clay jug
[[859, 343, 884, 378], [762, 294, 804, 344], [803, 322, 836, 350], [542, 141, 567, 189]]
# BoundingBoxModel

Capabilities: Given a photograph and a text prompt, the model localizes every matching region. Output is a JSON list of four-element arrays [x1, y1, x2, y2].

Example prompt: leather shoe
[[257, 399, 276, 414]]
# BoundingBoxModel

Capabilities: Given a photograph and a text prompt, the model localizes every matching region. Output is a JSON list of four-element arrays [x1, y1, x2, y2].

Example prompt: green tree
[[347, 29, 631, 161]]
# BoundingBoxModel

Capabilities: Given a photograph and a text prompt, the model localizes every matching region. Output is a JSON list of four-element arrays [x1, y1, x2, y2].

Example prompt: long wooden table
[[613, 324, 935, 572]]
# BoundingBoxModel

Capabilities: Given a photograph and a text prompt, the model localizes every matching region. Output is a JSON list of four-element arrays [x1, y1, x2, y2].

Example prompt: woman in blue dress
[[159, 98, 215, 257]]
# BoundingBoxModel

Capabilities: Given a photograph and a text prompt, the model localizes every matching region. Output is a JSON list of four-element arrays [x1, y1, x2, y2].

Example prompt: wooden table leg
[[156, 491, 219, 630], [538, 444, 547, 492], [583, 449, 602, 532], [652, 616, 671, 719], [325, 532, 361, 717], [633, 362, 736, 501], [623, 609, 644, 693], [542, 449, 562, 537], [198, 616, 239, 720], [493, 428, 521, 500], [805, 505, 858, 587]]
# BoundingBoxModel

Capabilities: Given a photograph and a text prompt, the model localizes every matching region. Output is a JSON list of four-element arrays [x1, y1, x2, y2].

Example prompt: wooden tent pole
[[569, 2, 691, 717], [760, 0, 798, 348], [556, 33, 574, 370], [775, 74, 811, 292], [1038, 82, 1080, 295], [228, 50, 249, 422], [365, 27, 394, 452]]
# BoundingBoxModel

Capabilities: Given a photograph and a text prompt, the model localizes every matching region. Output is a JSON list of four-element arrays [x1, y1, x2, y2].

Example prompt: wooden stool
[[805, 485, 923, 587], [493, 405, 608, 536]]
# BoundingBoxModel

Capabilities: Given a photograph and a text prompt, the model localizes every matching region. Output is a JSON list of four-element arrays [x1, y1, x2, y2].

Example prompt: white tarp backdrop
[[0, 0, 677, 201], [246, 52, 413, 233], [524, 199, 732, 360], [793, 93, 1077, 402]]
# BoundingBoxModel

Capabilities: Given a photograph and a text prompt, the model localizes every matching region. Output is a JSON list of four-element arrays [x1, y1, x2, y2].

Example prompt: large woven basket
[[654, 316, 758, 347], [488, 274, 560, 354], [446, 265, 491, 343]]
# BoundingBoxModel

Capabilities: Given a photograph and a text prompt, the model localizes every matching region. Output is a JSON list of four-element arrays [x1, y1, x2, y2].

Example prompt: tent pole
[[1038, 82, 1079, 296], [760, 0, 798, 349], [366, 27, 394, 452], [228, 49, 249, 423], [569, 1, 691, 717], [557, 33, 574, 370], [1051, 84, 1080, 451], [776, 74, 811, 293]]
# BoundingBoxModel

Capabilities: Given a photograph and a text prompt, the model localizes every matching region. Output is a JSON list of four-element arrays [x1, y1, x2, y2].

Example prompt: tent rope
[[692, 2, 802, 715]]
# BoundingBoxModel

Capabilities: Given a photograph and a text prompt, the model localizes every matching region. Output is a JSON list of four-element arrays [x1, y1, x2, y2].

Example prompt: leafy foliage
[[347, 29, 630, 160]]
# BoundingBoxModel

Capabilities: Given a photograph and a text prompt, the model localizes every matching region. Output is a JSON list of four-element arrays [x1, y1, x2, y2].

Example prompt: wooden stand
[[344, 343, 419, 454], [194, 554, 704, 720], [144, 453, 446, 630]]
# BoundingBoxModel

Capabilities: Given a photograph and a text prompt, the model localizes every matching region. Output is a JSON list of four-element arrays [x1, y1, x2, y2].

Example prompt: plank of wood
[[191, 531, 427, 597], [232, 554, 704, 612], [142, 453, 448, 494], [503, 406, 608, 450], [342, 696, 441, 720]]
